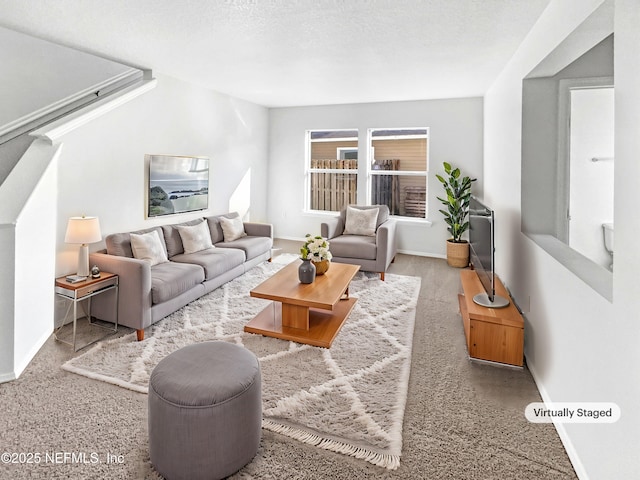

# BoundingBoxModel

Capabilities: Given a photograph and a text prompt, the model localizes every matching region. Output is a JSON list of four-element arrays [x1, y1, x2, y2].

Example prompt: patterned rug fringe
[[262, 419, 400, 470]]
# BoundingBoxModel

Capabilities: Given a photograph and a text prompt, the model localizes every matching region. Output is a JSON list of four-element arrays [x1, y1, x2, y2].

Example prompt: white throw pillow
[[219, 215, 247, 242], [344, 206, 378, 236], [130, 230, 168, 266], [177, 220, 214, 254]]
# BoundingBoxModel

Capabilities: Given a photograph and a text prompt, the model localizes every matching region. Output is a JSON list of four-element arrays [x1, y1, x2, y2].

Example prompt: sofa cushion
[[177, 220, 214, 254], [106, 226, 167, 258], [131, 231, 169, 266], [150, 262, 205, 304], [162, 218, 205, 257], [216, 236, 273, 261], [328, 235, 377, 260], [170, 248, 245, 281]]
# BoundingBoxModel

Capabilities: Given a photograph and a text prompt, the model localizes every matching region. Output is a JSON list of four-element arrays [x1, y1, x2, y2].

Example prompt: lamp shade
[[64, 216, 102, 244]]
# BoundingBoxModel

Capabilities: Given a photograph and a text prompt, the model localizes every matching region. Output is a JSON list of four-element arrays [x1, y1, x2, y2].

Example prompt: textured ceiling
[[0, 0, 551, 107]]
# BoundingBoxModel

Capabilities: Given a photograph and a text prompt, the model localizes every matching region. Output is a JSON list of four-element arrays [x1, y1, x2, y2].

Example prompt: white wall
[[14, 145, 59, 374], [1, 72, 268, 381], [268, 98, 483, 256], [0, 140, 60, 382], [568, 87, 614, 269], [484, 0, 640, 478], [55, 73, 269, 276]]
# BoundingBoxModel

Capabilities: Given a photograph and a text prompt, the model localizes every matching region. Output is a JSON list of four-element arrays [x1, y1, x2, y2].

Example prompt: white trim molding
[[31, 77, 157, 144]]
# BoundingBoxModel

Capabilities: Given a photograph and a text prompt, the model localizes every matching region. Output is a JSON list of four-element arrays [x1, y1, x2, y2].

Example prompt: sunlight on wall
[[229, 169, 251, 220]]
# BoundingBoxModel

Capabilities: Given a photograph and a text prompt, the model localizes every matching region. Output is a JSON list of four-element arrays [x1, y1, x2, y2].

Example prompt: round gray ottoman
[[148, 341, 262, 480]]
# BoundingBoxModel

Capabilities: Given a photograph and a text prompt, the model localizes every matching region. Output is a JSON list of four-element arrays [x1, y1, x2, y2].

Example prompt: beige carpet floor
[[61, 257, 421, 469], [0, 241, 577, 479]]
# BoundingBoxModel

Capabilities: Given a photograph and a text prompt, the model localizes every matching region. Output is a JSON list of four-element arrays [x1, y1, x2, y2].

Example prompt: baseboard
[[396, 248, 445, 259], [526, 356, 589, 480], [0, 371, 16, 384], [275, 238, 446, 260], [14, 328, 51, 379], [276, 235, 307, 242]]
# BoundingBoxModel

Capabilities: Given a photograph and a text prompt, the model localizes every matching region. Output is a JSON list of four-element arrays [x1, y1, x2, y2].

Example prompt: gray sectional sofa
[[89, 213, 273, 340]]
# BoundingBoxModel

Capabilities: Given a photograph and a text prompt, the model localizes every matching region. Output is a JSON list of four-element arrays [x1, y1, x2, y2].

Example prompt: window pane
[[311, 141, 358, 165], [371, 174, 426, 218], [311, 171, 357, 212], [369, 128, 428, 217], [308, 129, 358, 212], [371, 137, 427, 171]]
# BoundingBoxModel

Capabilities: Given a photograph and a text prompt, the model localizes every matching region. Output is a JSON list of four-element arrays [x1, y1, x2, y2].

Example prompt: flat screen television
[[468, 196, 509, 308]]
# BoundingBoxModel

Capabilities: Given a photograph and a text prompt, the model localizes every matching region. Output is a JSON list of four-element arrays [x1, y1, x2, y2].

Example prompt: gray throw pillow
[[344, 206, 378, 236], [219, 215, 247, 242], [177, 220, 214, 254], [130, 230, 169, 266]]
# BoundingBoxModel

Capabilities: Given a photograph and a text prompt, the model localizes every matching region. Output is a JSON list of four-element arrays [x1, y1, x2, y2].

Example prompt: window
[[307, 130, 358, 212], [368, 128, 428, 218]]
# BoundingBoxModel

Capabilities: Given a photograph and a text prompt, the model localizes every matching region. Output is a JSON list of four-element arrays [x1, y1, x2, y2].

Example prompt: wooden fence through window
[[311, 158, 404, 214], [371, 159, 401, 215], [310, 159, 357, 211]]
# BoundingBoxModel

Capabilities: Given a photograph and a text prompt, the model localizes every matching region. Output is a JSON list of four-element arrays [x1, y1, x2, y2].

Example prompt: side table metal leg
[[72, 298, 78, 352]]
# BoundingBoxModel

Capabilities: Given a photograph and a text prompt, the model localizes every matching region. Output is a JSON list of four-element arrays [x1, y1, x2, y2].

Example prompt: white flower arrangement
[[300, 234, 332, 262]]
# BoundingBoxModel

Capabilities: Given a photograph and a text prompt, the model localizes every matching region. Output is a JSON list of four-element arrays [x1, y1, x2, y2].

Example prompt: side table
[[54, 272, 119, 351]]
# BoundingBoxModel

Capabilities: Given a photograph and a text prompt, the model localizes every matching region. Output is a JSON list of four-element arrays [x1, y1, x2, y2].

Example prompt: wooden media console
[[458, 269, 524, 367]]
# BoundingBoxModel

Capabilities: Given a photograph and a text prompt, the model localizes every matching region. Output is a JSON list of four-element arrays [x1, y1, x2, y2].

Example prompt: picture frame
[[146, 154, 209, 217]]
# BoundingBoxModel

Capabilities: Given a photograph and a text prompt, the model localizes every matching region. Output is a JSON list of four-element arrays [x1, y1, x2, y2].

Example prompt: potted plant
[[301, 234, 333, 275], [436, 162, 476, 267]]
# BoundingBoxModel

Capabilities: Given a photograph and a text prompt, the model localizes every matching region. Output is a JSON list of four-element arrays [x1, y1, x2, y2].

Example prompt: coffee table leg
[[281, 303, 310, 330]]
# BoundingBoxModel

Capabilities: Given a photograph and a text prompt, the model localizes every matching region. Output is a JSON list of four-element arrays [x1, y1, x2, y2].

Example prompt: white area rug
[[62, 255, 421, 469]]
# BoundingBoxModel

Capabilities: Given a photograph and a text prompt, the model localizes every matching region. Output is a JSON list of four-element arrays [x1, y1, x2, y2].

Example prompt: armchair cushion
[[328, 235, 377, 260]]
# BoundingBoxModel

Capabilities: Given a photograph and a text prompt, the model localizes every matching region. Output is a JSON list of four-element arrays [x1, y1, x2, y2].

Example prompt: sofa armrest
[[89, 252, 153, 331], [321, 217, 344, 239], [376, 219, 398, 267], [244, 222, 273, 238]]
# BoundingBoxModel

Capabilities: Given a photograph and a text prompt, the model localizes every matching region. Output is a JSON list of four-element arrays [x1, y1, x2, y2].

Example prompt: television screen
[[469, 196, 509, 308]]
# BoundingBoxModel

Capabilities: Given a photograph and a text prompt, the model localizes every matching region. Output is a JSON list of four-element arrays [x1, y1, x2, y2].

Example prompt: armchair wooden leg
[[136, 329, 145, 341], [380, 272, 385, 281]]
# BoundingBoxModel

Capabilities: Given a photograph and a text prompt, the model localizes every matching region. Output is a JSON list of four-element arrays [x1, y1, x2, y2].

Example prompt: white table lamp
[[65, 216, 102, 277]]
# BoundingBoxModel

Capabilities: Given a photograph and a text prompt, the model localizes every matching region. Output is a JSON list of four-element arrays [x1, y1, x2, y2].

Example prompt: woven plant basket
[[446, 240, 469, 268]]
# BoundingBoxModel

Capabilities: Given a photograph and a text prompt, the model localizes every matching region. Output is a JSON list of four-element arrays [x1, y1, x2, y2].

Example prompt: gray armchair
[[321, 205, 397, 280]]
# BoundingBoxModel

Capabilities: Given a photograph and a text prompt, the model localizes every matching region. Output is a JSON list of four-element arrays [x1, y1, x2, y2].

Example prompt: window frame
[[367, 128, 430, 220], [305, 129, 359, 214]]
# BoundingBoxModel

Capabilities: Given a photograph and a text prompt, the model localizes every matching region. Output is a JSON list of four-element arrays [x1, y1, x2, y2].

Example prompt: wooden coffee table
[[244, 261, 360, 348]]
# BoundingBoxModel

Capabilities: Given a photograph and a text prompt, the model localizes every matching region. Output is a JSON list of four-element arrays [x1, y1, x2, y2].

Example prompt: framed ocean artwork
[[146, 154, 209, 217]]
